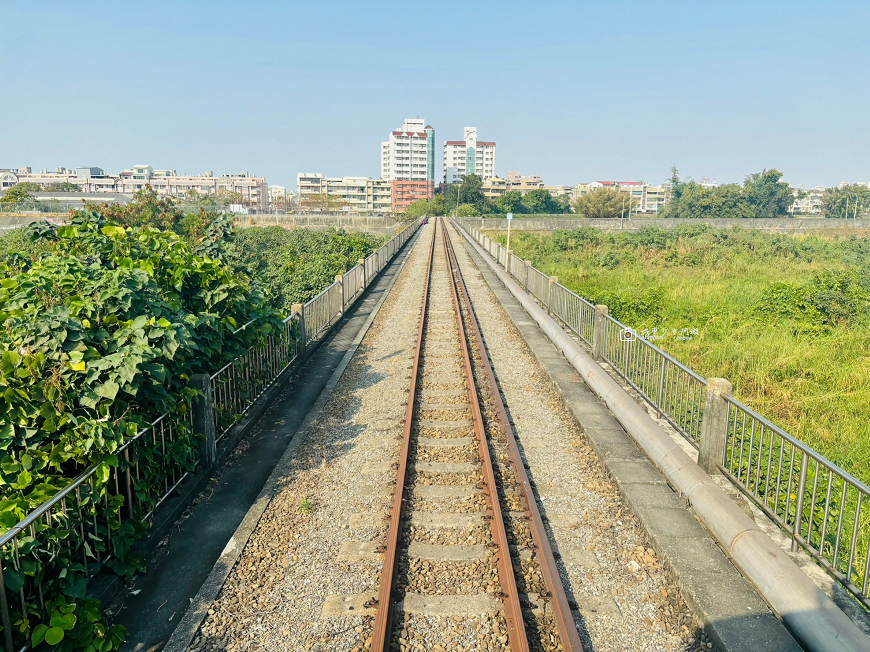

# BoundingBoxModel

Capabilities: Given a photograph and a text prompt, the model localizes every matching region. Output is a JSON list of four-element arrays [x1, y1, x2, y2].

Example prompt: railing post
[[792, 454, 810, 552], [524, 260, 532, 291], [655, 357, 667, 418], [592, 304, 608, 361], [699, 378, 732, 474], [190, 373, 216, 470], [547, 276, 558, 315], [359, 258, 366, 289], [506, 249, 513, 276], [292, 303, 306, 359], [336, 275, 345, 315]]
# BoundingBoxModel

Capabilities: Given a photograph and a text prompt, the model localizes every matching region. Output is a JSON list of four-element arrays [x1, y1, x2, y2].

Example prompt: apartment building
[[381, 118, 434, 208], [388, 180, 429, 213], [118, 166, 267, 208], [9, 165, 268, 209], [482, 177, 507, 199], [573, 181, 668, 214], [790, 186, 825, 215], [0, 170, 19, 190], [505, 171, 544, 195], [296, 174, 392, 214], [443, 127, 496, 184], [544, 185, 573, 197]]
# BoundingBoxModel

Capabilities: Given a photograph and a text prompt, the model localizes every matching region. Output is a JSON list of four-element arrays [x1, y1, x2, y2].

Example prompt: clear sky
[[2, 0, 868, 190]]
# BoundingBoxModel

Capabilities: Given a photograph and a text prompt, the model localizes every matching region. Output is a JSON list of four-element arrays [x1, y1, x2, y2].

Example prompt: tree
[[455, 203, 481, 216], [521, 188, 568, 214], [100, 186, 184, 231], [553, 193, 572, 212], [491, 191, 527, 215], [405, 196, 446, 219], [0, 185, 35, 205], [820, 185, 870, 219], [299, 193, 348, 213], [43, 182, 81, 192], [15, 182, 42, 192], [183, 189, 218, 207], [663, 182, 753, 219], [661, 167, 796, 219], [216, 190, 246, 207], [571, 187, 637, 219], [443, 175, 491, 213], [667, 165, 683, 205], [743, 169, 795, 218]]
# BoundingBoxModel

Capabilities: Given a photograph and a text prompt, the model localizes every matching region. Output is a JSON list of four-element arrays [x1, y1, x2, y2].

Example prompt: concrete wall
[[235, 214, 403, 235], [466, 217, 870, 232]]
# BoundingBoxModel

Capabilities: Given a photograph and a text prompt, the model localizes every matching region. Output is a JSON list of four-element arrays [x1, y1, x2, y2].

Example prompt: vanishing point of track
[[370, 219, 584, 652]]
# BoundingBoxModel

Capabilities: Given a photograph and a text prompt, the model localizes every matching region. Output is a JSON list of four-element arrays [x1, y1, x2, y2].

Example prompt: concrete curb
[[454, 225, 804, 652], [163, 225, 426, 652]]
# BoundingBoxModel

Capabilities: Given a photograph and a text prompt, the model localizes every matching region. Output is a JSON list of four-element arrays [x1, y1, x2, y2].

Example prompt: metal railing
[[304, 282, 343, 343], [601, 313, 707, 445], [211, 320, 301, 441], [453, 217, 870, 608], [343, 264, 365, 305], [548, 283, 597, 347], [724, 398, 870, 602], [0, 218, 423, 652], [0, 409, 194, 652], [526, 267, 550, 311]]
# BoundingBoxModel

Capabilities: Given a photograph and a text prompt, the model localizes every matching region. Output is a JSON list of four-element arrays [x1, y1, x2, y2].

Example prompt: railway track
[[371, 219, 583, 652]]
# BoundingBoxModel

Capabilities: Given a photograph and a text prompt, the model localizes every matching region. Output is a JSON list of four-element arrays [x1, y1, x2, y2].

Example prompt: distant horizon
[[5, 160, 867, 193], [2, 1, 869, 191]]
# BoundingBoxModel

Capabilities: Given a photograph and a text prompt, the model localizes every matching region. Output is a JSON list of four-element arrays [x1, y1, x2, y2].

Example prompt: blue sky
[[2, 0, 868, 190]]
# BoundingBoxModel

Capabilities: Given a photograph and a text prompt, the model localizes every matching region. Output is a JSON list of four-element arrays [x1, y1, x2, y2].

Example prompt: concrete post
[[335, 275, 344, 315], [524, 260, 532, 291], [592, 305, 608, 361], [506, 249, 513, 277], [358, 258, 366, 288], [547, 276, 558, 315], [292, 303, 306, 359], [699, 378, 733, 474], [190, 373, 216, 470]]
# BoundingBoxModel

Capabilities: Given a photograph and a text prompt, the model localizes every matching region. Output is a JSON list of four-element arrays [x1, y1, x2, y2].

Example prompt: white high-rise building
[[443, 127, 496, 184], [380, 118, 435, 184]]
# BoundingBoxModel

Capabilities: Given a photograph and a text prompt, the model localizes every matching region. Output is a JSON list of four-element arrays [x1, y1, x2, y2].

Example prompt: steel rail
[[370, 222, 436, 652], [441, 220, 530, 652], [444, 222, 584, 652]]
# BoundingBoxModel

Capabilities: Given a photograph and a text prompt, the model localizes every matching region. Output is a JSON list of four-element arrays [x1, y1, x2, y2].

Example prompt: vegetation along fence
[[453, 217, 870, 610], [0, 219, 422, 652]]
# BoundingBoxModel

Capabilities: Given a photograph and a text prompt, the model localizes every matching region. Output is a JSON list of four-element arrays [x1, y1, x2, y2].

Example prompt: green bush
[[0, 213, 283, 650], [230, 227, 385, 311]]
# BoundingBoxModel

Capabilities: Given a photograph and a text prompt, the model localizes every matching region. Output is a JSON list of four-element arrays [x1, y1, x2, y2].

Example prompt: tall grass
[[490, 225, 870, 485]]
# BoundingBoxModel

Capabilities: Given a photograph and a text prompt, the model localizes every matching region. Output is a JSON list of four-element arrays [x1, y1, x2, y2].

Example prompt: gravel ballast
[[185, 220, 714, 652], [447, 222, 713, 652]]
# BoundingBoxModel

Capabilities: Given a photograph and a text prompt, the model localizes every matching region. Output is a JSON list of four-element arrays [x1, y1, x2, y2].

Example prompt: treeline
[[664, 168, 870, 220], [404, 174, 570, 219], [409, 168, 870, 221], [662, 168, 795, 219]]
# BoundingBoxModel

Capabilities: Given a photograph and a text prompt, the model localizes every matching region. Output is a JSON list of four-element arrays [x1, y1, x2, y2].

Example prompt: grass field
[[489, 224, 870, 485]]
